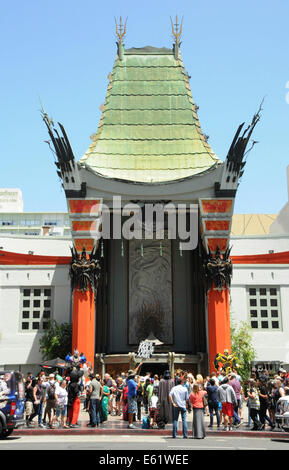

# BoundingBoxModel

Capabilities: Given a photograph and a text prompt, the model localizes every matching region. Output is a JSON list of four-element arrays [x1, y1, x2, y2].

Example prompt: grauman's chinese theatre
[[43, 19, 260, 375]]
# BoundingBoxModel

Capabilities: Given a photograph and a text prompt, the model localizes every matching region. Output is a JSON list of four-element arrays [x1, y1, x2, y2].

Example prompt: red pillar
[[72, 287, 95, 369], [207, 286, 231, 373]]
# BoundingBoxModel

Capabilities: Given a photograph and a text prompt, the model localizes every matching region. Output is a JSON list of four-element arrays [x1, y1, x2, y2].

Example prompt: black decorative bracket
[[202, 245, 232, 291], [42, 111, 87, 198], [214, 102, 263, 197], [69, 245, 101, 294]]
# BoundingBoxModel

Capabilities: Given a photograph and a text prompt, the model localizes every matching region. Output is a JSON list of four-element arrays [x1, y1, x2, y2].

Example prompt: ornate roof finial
[[115, 16, 127, 60], [115, 16, 127, 43], [170, 15, 183, 43], [170, 15, 183, 59], [39, 98, 54, 129]]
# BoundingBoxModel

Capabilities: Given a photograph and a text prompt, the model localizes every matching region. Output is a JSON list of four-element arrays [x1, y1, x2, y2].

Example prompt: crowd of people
[[168, 366, 289, 438], [23, 364, 289, 438]]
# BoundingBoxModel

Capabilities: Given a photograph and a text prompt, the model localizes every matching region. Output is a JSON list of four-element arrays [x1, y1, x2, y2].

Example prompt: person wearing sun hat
[[56, 372, 63, 383]]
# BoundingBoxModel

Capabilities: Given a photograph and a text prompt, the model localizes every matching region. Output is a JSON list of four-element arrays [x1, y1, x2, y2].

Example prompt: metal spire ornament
[[115, 16, 127, 43], [115, 16, 127, 60], [170, 15, 183, 59]]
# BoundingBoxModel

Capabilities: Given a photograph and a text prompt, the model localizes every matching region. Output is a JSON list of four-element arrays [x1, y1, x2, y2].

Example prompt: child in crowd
[[149, 389, 159, 428]]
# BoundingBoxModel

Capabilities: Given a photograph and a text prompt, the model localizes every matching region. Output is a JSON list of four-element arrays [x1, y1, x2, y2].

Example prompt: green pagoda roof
[[80, 45, 222, 183]]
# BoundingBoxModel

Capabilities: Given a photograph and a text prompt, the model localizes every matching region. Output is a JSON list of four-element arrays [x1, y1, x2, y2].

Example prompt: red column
[[72, 287, 95, 370], [207, 286, 231, 373]]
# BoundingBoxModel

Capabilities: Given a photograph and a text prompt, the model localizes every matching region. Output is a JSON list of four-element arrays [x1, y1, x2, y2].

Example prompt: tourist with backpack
[[45, 373, 57, 429]]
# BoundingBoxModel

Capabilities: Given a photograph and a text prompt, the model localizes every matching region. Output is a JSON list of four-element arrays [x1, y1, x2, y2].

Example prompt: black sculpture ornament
[[202, 245, 232, 291], [69, 244, 101, 293]]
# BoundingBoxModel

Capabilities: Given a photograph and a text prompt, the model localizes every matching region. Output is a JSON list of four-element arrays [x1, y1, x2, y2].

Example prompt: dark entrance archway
[[139, 362, 169, 378]]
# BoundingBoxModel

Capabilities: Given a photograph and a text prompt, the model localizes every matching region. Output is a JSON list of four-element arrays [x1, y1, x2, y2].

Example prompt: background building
[[0, 191, 70, 237]]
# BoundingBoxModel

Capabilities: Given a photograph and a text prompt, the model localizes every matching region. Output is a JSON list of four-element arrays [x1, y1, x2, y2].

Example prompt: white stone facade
[[0, 262, 71, 375], [0, 232, 289, 374], [230, 242, 289, 367]]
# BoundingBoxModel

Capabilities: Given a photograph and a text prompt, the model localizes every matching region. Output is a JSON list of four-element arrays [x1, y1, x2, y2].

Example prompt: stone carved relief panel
[[128, 239, 173, 344]]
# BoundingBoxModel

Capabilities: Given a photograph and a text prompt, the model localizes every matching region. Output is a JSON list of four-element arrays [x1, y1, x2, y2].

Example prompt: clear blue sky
[[1, 0, 289, 213]]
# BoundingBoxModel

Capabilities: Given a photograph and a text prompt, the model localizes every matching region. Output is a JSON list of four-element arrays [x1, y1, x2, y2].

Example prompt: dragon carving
[[69, 244, 101, 293], [202, 245, 232, 291]]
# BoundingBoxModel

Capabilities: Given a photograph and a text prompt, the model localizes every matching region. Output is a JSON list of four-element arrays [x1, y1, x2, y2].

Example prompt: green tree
[[39, 320, 72, 360], [231, 320, 256, 382]]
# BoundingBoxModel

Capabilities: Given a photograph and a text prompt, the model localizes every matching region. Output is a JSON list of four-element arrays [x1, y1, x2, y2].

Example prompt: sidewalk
[[14, 404, 289, 439]]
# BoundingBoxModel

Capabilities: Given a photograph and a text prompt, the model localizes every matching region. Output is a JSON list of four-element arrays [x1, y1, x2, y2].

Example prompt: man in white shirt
[[169, 377, 190, 439], [55, 379, 69, 428]]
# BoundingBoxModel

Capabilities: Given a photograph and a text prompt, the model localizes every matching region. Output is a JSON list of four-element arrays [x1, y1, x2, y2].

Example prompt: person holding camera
[[245, 379, 262, 431], [24, 375, 35, 427]]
